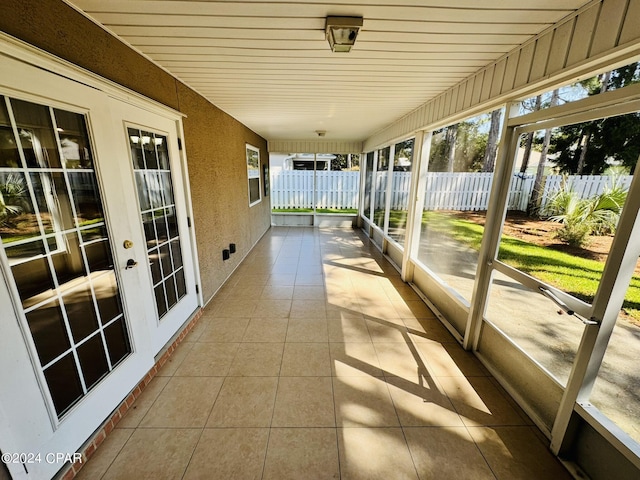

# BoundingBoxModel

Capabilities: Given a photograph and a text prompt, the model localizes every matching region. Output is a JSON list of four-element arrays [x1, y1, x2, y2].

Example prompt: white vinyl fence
[[540, 174, 633, 210], [271, 170, 360, 209], [271, 170, 632, 212]]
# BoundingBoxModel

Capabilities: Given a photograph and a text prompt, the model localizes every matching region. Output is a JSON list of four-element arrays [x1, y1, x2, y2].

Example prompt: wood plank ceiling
[[68, 0, 594, 142]]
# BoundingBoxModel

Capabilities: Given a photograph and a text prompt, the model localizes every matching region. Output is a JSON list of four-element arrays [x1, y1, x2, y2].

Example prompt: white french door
[[0, 50, 197, 479], [108, 99, 198, 354]]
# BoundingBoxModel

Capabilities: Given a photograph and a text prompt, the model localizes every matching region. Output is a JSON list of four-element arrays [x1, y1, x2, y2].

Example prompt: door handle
[[125, 259, 138, 269]]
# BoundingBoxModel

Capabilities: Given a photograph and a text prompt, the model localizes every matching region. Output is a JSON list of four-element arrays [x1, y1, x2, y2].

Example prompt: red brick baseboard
[[56, 308, 203, 480]]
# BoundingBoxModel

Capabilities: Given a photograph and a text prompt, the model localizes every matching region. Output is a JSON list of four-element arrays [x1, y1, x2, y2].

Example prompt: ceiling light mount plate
[[325, 16, 363, 53]]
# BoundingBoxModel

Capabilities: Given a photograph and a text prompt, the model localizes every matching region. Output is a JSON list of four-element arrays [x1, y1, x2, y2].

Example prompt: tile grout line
[[57, 309, 204, 480], [260, 240, 288, 480], [179, 354, 229, 480]]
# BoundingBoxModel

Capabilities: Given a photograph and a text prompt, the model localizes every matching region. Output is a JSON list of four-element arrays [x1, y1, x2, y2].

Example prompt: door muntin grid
[[127, 128, 187, 320], [0, 97, 131, 418]]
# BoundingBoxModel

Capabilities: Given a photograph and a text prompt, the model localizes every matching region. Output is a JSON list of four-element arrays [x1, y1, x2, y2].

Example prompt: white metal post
[[401, 130, 431, 282], [551, 154, 640, 455], [465, 103, 518, 351], [369, 150, 379, 232], [313, 153, 317, 225], [383, 144, 396, 235], [358, 151, 367, 224]]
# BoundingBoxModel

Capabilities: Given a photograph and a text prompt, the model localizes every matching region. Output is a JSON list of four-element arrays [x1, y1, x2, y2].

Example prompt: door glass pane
[[171, 239, 183, 269], [95, 271, 123, 325], [416, 110, 502, 303], [1, 171, 38, 243], [43, 352, 83, 417], [84, 235, 114, 273], [55, 108, 94, 169], [104, 318, 131, 367], [128, 128, 187, 319], [0, 97, 131, 418], [67, 171, 105, 225], [53, 231, 88, 289], [26, 298, 70, 366], [65, 284, 100, 343], [5, 240, 55, 307], [142, 131, 157, 169], [77, 333, 109, 390], [0, 100, 21, 168], [11, 99, 61, 169], [388, 139, 414, 246], [488, 115, 637, 384]]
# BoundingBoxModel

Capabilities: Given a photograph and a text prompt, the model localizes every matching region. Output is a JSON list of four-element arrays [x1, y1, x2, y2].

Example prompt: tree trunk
[[520, 95, 542, 173], [482, 109, 502, 172], [529, 89, 559, 213], [575, 71, 610, 174], [576, 132, 590, 174], [445, 124, 458, 172]]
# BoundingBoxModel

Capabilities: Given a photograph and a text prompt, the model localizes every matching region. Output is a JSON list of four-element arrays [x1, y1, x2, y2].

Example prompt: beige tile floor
[[77, 227, 572, 480]]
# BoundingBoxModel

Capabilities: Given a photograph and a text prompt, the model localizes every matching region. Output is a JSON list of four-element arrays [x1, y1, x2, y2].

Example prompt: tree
[[393, 139, 414, 171], [428, 115, 491, 172], [482, 108, 502, 172], [551, 63, 640, 174], [331, 153, 360, 171], [520, 95, 542, 174], [529, 89, 560, 213], [445, 124, 458, 172]]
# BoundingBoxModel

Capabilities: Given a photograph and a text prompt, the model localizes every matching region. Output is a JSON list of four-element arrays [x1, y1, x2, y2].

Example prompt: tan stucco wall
[[177, 83, 270, 299], [0, 0, 271, 302]]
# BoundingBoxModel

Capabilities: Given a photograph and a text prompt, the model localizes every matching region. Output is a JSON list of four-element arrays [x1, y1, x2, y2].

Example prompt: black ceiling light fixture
[[325, 16, 363, 53]]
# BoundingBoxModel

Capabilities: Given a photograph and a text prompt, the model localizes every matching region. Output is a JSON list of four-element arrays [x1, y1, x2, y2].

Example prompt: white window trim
[[246, 144, 262, 207]]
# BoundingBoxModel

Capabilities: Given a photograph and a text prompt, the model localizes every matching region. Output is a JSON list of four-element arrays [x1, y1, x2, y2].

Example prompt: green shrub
[[542, 179, 628, 247], [554, 222, 592, 247], [0, 174, 26, 223]]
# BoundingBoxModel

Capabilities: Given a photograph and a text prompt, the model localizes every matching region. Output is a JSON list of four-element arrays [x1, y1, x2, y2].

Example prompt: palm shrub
[[0, 174, 27, 224], [543, 180, 628, 247]]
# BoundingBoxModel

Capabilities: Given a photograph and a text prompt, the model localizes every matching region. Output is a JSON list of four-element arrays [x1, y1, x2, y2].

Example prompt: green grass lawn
[[420, 211, 640, 321]]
